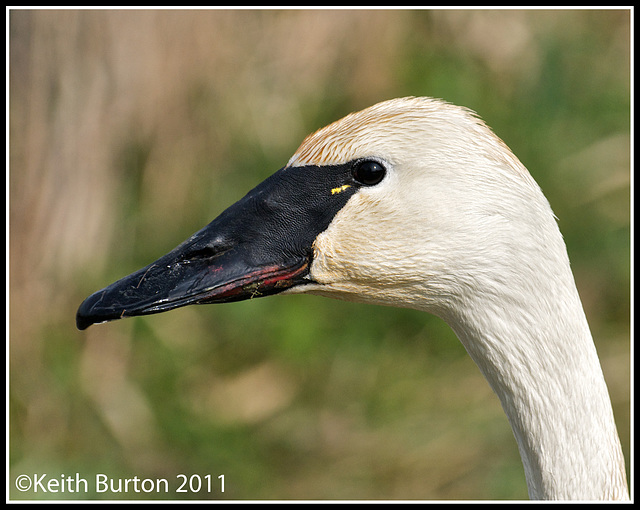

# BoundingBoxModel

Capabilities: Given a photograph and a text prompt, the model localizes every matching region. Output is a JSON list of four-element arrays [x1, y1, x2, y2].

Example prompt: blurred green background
[[9, 9, 630, 500]]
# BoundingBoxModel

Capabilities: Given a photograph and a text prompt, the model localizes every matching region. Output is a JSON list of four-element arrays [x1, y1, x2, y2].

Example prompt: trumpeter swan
[[77, 97, 629, 500]]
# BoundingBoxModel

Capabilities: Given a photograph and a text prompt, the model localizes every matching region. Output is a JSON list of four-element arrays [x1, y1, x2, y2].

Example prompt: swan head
[[75, 97, 630, 501], [285, 97, 564, 315], [76, 97, 564, 330]]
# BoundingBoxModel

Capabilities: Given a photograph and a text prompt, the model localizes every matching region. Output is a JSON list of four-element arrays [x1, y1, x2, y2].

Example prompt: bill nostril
[[181, 239, 234, 264]]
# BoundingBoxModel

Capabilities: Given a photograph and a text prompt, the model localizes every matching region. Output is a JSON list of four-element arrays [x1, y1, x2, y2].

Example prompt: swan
[[76, 97, 629, 500]]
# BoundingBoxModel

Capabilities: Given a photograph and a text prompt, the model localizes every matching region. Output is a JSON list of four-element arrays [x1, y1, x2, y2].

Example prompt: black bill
[[76, 162, 360, 330]]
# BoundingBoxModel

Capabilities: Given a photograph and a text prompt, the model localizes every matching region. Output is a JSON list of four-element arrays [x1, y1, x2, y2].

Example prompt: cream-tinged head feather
[[288, 97, 534, 185]]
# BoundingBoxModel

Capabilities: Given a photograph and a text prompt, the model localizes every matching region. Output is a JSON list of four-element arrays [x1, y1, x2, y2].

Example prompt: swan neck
[[446, 290, 628, 500]]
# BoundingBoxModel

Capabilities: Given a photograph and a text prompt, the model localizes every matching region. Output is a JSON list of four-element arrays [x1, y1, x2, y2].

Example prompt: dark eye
[[352, 160, 386, 186]]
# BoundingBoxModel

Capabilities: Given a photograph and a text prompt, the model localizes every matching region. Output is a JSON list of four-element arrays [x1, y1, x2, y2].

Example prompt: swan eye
[[352, 160, 386, 186]]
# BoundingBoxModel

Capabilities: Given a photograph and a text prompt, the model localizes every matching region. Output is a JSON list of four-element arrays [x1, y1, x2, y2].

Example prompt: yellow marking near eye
[[331, 184, 351, 195]]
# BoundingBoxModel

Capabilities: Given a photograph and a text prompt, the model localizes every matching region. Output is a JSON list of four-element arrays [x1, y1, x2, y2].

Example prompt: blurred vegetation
[[9, 9, 630, 500]]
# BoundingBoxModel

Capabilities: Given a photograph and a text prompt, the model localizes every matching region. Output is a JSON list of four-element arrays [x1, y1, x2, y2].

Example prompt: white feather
[[285, 97, 628, 500]]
